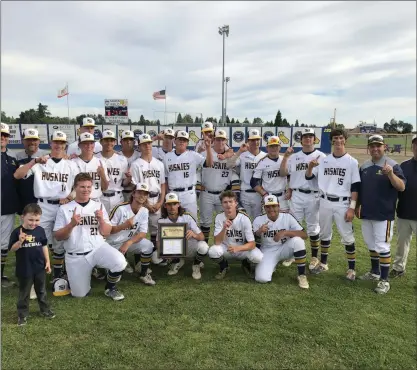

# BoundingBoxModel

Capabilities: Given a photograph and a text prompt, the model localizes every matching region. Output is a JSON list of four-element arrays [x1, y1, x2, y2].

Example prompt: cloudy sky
[[1, 1, 416, 128]]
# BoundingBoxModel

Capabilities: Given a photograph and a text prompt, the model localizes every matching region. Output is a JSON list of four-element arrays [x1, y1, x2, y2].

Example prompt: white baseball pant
[[65, 242, 127, 298], [100, 192, 124, 215], [319, 196, 355, 245], [255, 237, 306, 283], [393, 218, 417, 272], [1, 214, 15, 251], [110, 238, 154, 255], [361, 219, 394, 254], [208, 244, 263, 263], [38, 200, 64, 253], [240, 191, 263, 220], [172, 189, 198, 221], [290, 190, 320, 236], [199, 191, 223, 229], [147, 195, 162, 240], [186, 240, 209, 258]]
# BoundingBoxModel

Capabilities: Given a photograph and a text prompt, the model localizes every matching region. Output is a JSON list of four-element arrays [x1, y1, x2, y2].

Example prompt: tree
[[155, 119, 161, 125], [236, 119, 240, 124], [139, 115, 146, 125], [37, 103, 50, 118], [231, 118, 235, 124], [213, 118, 218, 124], [194, 116, 199, 124], [274, 110, 282, 127], [398, 120, 413, 134], [295, 119, 299, 127], [182, 114, 193, 124], [1, 111, 16, 123], [226, 115, 230, 124], [282, 118, 289, 127], [253, 117, 263, 125], [176, 113, 183, 124], [243, 117, 250, 124]]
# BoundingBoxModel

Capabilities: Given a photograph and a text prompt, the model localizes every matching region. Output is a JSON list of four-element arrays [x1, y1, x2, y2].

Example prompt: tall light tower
[[218, 25, 229, 126], [225, 77, 230, 124]]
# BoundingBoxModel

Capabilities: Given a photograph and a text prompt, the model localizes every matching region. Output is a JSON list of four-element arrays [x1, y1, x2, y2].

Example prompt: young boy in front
[[8, 203, 55, 326]]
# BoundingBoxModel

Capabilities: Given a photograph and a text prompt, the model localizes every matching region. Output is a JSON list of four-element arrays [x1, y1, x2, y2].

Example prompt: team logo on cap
[[233, 131, 244, 143], [28, 130, 36, 136], [268, 136, 280, 145], [141, 184, 147, 189], [56, 132, 64, 137], [169, 194, 175, 199], [142, 134, 151, 140], [86, 118, 93, 124], [267, 197, 274, 203]]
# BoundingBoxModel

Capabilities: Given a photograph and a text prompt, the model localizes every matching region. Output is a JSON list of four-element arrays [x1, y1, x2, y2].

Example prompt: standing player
[[251, 136, 289, 211], [208, 190, 263, 279], [163, 131, 213, 220], [67, 117, 102, 157], [253, 195, 309, 289], [158, 193, 209, 279], [13, 131, 79, 285], [53, 173, 127, 301], [195, 121, 215, 153], [279, 128, 326, 270], [72, 133, 109, 200], [107, 183, 156, 286], [152, 128, 175, 162], [96, 129, 130, 214], [226, 129, 267, 219], [356, 135, 405, 294], [305, 129, 360, 280]]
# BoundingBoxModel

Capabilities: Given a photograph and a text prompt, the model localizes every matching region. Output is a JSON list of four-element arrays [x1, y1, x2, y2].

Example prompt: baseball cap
[[215, 129, 227, 139], [165, 192, 179, 203], [412, 135, 416, 144], [81, 117, 96, 127], [78, 132, 95, 143], [139, 133, 153, 144], [51, 131, 67, 142], [368, 135, 385, 146], [202, 121, 214, 132], [163, 128, 175, 137], [264, 195, 279, 206], [136, 183, 150, 192], [1, 123, 10, 135], [121, 130, 135, 140], [248, 129, 261, 140], [301, 128, 315, 137], [52, 278, 70, 297], [176, 130, 189, 140], [101, 130, 116, 140], [23, 128, 40, 140], [267, 136, 281, 146]]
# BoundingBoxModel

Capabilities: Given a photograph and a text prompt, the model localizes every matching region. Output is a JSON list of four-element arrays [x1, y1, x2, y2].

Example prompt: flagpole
[[66, 82, 70, 124], [164, 86, 167, 126]]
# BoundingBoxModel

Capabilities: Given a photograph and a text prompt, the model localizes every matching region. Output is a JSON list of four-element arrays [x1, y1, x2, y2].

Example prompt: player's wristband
[[349, 200, 357, 210]]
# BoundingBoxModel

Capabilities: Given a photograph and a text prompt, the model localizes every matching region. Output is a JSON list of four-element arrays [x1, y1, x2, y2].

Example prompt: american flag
[[152, 89, 166, 100], [57, 85, 69, 98]]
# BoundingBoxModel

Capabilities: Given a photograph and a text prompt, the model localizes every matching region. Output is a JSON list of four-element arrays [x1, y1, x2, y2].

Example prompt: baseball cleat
[[297, 275, 309, 289], [309, 257, 320, 271], [374, 280, 390, 294], [167, 259, 185, 276], [311, 263, 329, 275], [359, 271, 380, 281], [134, 262, 152, 275], [17, 316, 27, 326], [389, 269, 404, 279], [192, 264, 202, 280], [105, 288, 125, 301], [346, 269, 356, 281], [124, 263, 134, 274], [139, 274, 156, 286], [41, 310, 56, 319], [92, 268, 106, 280], [215, 267, 229, 280], [282, 258, 295, 267], [30, 285, 37, 300], [1, 276, 16, 288]]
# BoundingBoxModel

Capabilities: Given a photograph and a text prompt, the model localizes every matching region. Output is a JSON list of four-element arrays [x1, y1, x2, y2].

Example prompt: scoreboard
[[104, 99, 129, 124]]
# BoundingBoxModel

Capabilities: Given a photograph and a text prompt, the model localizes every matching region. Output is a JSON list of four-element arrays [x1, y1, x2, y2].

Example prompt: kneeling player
[[106, 183, 156, 286], [208, 190, 263, 279], [253, 195, 309, 289], [53, 173, 127, 301], [157, 193, 208, 280]]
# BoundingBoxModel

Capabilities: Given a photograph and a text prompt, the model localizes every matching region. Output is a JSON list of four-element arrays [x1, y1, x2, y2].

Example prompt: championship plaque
[[158, 223, 187, 258]]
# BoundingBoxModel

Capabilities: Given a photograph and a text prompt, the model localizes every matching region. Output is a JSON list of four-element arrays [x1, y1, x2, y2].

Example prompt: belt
[[122, 190, 132, 193], [67, 251, 92, 256], [244, 189, 256, 193], [321, 195, 349, 202], [272, 192, 283, 197], [294, 188, 318, 194], [102, 191, 121, 197], [205, 190, 222, 194], [149, 192, 160, 198], [172, 186, 193, 192], [39, 198, 60, 205]]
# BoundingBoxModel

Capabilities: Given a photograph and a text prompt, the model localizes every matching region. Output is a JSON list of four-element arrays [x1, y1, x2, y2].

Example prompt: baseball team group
[[1, 119, 416, 326]]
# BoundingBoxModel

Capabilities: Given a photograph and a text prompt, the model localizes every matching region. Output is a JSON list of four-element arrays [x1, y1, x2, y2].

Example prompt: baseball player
[[107, 183, 156, 285], [279, 128, 326, 270], [1, 123, 20, 288], [163, 130, 213, 220], [253, 195, 309, 289], [96, 129, 130, 214], [226, 129, 267, 219], [208, 190, 263, 279], [67, 117, 102, 157], [158, 193, 209, 279], [130, 133, 167, 264], [151, 128, 175, 162], [251, 136, 290, 212], [118, 130, 141, 202], [72, 132, 110, 200], [53, 172, 127, 301], [199, 129, 239, 243], [356, 135, 406, 294], [305, 129, 361, 280], [13, 131, 79, 284]]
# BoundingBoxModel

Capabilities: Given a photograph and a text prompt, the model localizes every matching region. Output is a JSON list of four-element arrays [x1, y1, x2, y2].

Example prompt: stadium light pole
[[225, 77, 230, 124], [218, 25, 229, 126]]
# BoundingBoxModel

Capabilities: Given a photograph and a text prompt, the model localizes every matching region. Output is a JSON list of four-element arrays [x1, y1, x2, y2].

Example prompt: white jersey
[[152, 147, 173, 162], [67, 140, 102, 156], [53, 199, 110, 254], [72, 156, 110, 199], [96, 152, 128, 193], [24, 157, 79, 199], [287, 149, 326, 191], [201, 148, 233, 191], [214, 211, 255, 247], [253, 213, 304, 248], [118, 150, 141, 168], [130, 157, 165, 194], [106, 203, 149, 246], [312, 153, 361, 198], [156, 213, 201, 241], [252, 155, 287, 193], [236, 151, 267, 191], [163, 150, 205, 190]]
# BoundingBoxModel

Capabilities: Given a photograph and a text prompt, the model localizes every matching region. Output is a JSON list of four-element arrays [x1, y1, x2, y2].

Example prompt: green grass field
[[1, 217, 416, 370]]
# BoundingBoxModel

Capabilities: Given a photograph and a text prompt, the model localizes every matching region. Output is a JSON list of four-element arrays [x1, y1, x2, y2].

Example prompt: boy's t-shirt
[[8, 226, 47, 278]]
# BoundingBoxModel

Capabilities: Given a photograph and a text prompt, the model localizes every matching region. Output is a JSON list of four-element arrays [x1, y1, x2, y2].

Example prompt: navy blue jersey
[[359, 156, 406, 221], [8, 226, 48, 278], [397, 158, 417, 221], [1, 150, 20, 215]]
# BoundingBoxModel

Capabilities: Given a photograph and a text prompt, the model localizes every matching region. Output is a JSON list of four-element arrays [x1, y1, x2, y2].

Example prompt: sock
[[53, 252, 64, 279], [345, 244, 356, 270], [105, 270, 122, 290], [379, 251, 391, 281], [150, 235, 157, 247], [1, 249, 7, 277], [201, 226, 210, 244], [219, 257, 229, 272], [320, 240, 330, 265], [310, 234, 320, 258], [369, 250, 380, 275], [140, 251, 152, 277], [134, 254, 141, 266], [193, 251, 206, 265], [294, 249, 307, 276]]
